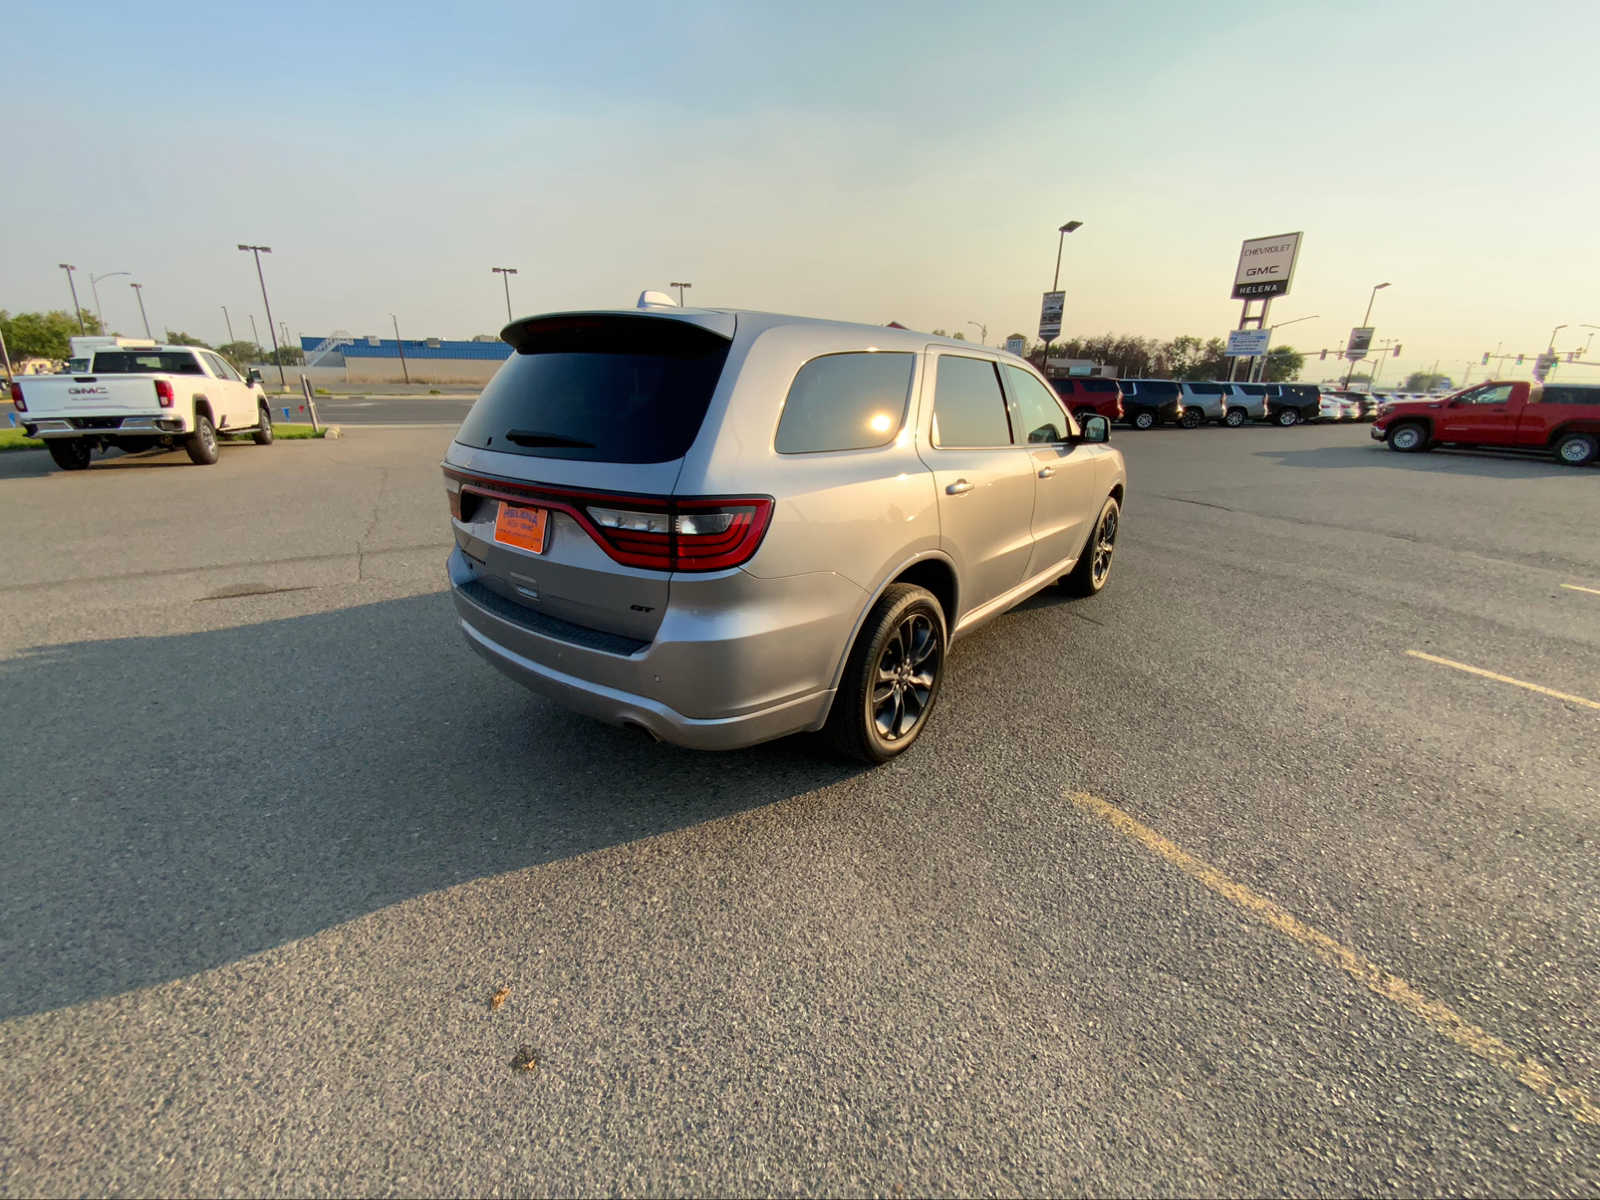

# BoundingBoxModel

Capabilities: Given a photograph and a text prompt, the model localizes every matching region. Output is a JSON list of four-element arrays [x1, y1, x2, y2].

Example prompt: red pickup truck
[[1371, 380, 1600, 466]]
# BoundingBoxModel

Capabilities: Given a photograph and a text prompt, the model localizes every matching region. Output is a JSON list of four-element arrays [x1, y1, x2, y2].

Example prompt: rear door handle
[[1038, 466, 1056, 479], [946, 479, 974, 495]]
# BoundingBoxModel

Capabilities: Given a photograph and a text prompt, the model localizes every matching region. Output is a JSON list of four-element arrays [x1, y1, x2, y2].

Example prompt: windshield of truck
[[91, 352, 205, 375]]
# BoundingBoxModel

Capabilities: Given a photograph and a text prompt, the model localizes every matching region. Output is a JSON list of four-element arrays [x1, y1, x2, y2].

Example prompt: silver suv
[[442, 301, 1127, 762]]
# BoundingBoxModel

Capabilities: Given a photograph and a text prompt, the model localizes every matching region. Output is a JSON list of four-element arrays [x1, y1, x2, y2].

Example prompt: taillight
[[154, 380, 174, 408], [9, 382, 24, 412], [443, 469, 773, 573], [584, 497, 773, 571]]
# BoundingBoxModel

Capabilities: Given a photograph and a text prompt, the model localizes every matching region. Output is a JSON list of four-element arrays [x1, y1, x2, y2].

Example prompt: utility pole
[[130, 283, 152, 338], [670, 281, 693, 306], [59, 264, 86, 334], [238, 244, 286, 388], [391, 314, 410, 384], [221, 305, 236, 343], [491, 267, 518, 323]]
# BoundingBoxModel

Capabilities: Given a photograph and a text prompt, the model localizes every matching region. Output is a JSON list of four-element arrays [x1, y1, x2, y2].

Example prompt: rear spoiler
[[500, 310, 736, 354]]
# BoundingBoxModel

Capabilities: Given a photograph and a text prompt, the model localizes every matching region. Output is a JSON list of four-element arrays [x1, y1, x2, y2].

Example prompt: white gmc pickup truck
[[11, 345, 274, 471]]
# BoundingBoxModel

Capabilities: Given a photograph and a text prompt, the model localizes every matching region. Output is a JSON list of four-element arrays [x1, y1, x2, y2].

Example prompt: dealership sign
[[1231, 232, 1303, 300], [1226, 329, 1271, 357], [1038, 291, 1066, 340], [1004, 335, 1027, 356], [1346, 326, 1375, 360]]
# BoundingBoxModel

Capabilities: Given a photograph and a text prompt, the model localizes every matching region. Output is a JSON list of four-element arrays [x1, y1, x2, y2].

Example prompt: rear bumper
[[446, 546, 858, 751], [23, 414, 187, 438]]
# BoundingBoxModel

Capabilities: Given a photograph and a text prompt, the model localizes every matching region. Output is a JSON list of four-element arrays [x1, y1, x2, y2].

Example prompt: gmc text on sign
[[1231, 232, 1303, 300]]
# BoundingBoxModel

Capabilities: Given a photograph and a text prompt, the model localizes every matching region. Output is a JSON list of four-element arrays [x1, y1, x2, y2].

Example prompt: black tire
[[1224, 408, 1246, 428], [46, 440, 92, 471], [186, 412, 220, 465], [1179, 408, 1203, 429], [1275, 407, 1300, 427], [1387, 422, 1428, 453], [1131, 409, 1156, 431], [824, 583, 946, 764], [1554, 432, 1597, 466], [1062, 496, 1120, 597], [252, 404, 274, 446]]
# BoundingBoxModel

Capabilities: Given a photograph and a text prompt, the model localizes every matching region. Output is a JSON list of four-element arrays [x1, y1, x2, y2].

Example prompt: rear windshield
[[1082, 378, 1119, 393], [1238, 384, 1271, 396], [1185, 383, 1227, 395], [1129, 379, 1180, 397], [454, 316, 731, 463], [1281, 384, 1319, 402], [92, 351, 204, 375]]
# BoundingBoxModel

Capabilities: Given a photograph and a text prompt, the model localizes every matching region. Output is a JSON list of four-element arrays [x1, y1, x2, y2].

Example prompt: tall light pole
[[1547, 323, 1567, 351], [221, 305, 236, 344], [1251, 313, 1319, 382], [90, 271, 131, 332], [59, 264, 86, 334], [1052, 221, 1083, 293], [491, 267, 518, 323], [238, 244, 286, 388], [670, 281, 693, 306], [1581, 324, 1599, 358], [1044, 220, 1082, 367], [967, 320, 988, 345], [391, 314, 410, 384], [130, 283, 152, 339], [249, 315, 261, 349], [1343, 281, 1390, 387]]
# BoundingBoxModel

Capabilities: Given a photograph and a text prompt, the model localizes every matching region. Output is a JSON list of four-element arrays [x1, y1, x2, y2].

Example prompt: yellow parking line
[[1067, 791, 1600, 1127], [1561, 583, 1600, 597], [1405, 650, 1600, 711]]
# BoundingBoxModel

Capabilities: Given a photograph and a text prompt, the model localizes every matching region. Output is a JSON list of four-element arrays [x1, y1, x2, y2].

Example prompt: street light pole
[[130, 283, 152, 338], [59, 264, 85, 334], [1342, 281, 1390, 388], [238, 244, 286, 389], [221, 305, 236, 344], [1251, 313, 1319, 382], [1045, 220, 1083, 367], [391, 314, 410, 384], [491, 267, 518, 323], [90, 271, 131, 331], [967, 321, 987, 345], [670, 281, 693, 307]]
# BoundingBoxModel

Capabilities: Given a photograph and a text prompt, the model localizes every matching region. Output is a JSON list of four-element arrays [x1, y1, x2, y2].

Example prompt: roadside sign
[[1226, 329, 1271, 357], [1038, 291, 1065, 341], [1004, 335, 1027, 356], [1231, 232, 1303, 300], [1346, 326, 1375, 360]]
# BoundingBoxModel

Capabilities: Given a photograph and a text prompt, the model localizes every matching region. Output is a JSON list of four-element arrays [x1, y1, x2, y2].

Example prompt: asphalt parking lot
[[1, 423, 1596, 1196]]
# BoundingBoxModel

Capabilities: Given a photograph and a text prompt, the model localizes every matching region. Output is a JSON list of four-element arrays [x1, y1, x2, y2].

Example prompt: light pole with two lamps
[[491, 267, 518, 323], [1042, 220, 1083, 366]]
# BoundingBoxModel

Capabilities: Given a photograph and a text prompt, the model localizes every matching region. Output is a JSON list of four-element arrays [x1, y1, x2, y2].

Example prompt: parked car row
[[1050, 378, 1342, 429]]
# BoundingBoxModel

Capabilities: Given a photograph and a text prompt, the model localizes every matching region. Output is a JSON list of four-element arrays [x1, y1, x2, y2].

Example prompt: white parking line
[[1405, 651, 1600, 711]]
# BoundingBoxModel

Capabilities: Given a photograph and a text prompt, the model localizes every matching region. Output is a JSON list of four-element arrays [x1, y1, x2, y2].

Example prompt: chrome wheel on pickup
[[1555, 432, 1597, 466]]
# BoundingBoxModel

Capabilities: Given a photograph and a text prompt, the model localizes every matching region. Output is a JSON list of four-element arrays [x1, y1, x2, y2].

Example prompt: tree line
[[0, 309, 302, 368]]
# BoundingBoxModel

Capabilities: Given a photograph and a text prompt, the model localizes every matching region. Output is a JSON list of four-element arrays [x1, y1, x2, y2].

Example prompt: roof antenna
[[637, 290, 678, 309]]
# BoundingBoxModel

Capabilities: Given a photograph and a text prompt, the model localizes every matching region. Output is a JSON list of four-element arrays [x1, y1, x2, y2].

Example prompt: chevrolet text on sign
[[1232, 232, 1303, 300]]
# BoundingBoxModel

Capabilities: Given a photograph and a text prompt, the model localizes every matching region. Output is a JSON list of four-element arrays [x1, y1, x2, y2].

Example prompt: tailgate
[[21, 376, 165, 417]]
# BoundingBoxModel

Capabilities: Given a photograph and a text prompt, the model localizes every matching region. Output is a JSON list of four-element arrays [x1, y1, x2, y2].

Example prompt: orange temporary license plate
[[493, 502, 549, 554]]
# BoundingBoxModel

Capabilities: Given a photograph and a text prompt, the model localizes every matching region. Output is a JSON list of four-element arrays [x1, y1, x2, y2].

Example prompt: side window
[[210, 354, 243, 383], [775, 351, 914, 453], [1463, 385, 1512, 406], [1004, 365, 1071, 443], [931, 356, 1012, 448]]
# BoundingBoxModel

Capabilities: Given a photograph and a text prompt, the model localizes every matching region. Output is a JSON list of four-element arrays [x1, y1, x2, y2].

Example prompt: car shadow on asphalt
[[1255, 443, 1595, 477], [0, 592, 866, 1020]]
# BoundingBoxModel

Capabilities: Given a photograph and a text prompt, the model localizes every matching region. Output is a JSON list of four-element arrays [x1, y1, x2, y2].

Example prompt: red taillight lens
[[154, 380, 174, 408], [441, 469, 773, 573], [9, 382, 25, 412]]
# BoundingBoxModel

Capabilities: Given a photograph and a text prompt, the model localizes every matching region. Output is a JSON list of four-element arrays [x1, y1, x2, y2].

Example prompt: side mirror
[[1080, 414, 1110, 444], [246, 369, 262, 384]]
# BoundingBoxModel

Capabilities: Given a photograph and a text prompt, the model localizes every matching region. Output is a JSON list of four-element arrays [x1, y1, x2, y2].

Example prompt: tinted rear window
[[1129, 380, 1180, 398], [1238, 384, 1269, 396], [776, 352, 914, 453], [1541, 386, 1600, 406], [1185, 383, 1226, 395], [454, 317, 730, 463], [1082, 378, 1119, 393], [92, 351, 204, 375]]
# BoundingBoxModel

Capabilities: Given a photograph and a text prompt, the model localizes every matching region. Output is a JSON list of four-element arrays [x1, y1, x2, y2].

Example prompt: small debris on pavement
[[489, 986, 510, 1011]]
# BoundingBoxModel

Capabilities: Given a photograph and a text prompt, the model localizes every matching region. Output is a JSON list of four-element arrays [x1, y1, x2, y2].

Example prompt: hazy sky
[[6, 0, 1595, 384]]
